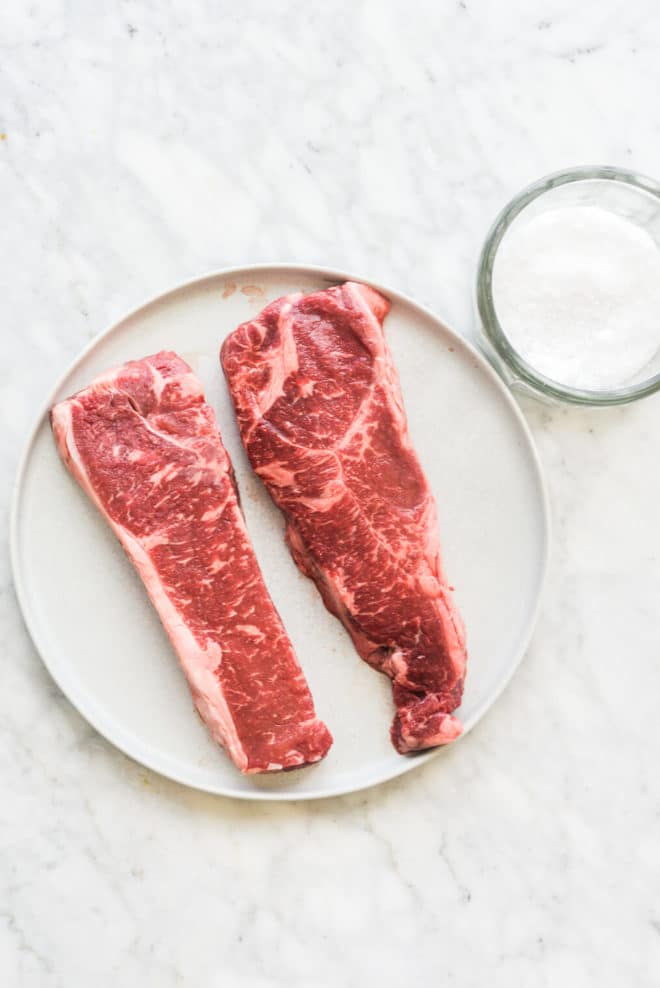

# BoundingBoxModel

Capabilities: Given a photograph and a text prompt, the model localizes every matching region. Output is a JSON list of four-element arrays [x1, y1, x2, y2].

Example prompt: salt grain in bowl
[[492, 205, 660, 390]]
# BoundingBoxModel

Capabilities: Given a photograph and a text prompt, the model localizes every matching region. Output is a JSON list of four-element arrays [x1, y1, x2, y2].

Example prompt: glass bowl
[[476, 166, 660, 405]]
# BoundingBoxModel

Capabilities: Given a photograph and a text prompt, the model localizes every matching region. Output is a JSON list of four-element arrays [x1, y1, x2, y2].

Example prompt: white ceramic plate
[[11, 265, 549, 800]]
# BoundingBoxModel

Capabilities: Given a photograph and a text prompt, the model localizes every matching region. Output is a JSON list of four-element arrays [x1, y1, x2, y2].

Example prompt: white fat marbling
[[2, 1, 660, 985]]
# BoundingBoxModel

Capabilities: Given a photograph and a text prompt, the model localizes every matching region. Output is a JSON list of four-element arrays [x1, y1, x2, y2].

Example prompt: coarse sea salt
[[492, 205, 660, 390]]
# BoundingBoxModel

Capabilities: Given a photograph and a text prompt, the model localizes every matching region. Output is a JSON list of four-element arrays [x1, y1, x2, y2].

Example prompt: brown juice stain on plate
[[240, 284, 265, 298], [221, 281, 237, 298], [244, 478, 260, 501]]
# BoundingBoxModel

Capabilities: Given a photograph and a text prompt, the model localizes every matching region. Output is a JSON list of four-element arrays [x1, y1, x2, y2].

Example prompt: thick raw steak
[[50, 351, 332, 773], [221, 282, 467, 754]]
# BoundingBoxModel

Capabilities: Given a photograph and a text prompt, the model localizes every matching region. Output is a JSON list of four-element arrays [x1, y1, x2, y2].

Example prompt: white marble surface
[[2, 1, 660, 984]]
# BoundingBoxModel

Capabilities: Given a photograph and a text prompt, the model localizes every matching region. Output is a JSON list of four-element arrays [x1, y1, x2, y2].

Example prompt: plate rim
[[10, 262, 551, 801]]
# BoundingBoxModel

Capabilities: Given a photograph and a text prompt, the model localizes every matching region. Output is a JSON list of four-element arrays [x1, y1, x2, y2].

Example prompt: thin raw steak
[[221, 283, 467, 753], [50, 351, 332, 773]]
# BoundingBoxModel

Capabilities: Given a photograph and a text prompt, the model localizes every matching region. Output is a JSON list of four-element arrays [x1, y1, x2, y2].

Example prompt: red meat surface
[[51, 351, 332, 773], [221, 283, 467, 753]]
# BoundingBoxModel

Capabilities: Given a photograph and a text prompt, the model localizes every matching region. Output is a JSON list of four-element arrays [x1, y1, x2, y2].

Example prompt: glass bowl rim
[[476, 165, 660, 405]]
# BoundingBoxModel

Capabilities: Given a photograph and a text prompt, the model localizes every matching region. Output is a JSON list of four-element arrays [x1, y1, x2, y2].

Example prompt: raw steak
[[50, 351, 332, 774], [221, 282, 467, 754]]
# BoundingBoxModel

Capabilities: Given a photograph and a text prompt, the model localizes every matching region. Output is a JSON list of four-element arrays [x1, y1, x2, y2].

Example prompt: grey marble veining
[[2, 1, 660, 985]]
